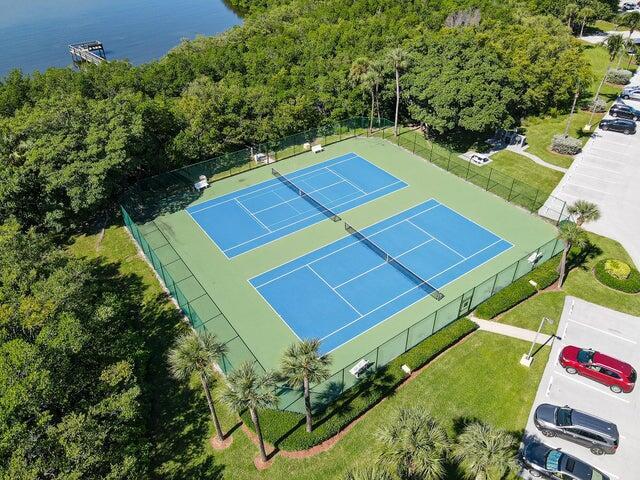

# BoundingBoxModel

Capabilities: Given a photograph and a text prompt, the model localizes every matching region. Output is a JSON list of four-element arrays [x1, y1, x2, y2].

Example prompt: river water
[[0, 0, 242, 77]]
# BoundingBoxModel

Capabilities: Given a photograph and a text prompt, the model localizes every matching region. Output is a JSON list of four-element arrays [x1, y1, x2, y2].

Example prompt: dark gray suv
[[534, 404, 619, 455]]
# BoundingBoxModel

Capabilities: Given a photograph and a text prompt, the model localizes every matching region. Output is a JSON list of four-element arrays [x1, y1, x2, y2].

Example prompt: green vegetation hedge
[[606, 69, 632, 85], [551, 134, 582, 155], [604, 259, 630, 279], [594, 259, 640, 293], [241, 318, 477, 451], [475, 254, 560, 319]]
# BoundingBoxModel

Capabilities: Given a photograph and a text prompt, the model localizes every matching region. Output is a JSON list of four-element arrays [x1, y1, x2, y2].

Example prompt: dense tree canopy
[[0, 0, 593, 232]]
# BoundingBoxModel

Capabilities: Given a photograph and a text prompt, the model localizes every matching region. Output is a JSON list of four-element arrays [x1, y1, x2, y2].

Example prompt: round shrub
[[606, 69, 632, 85], [551, 134, 582, 155], [604, 259, 631, 280], [585, 98, 607, 113], [594, 259, 640, 293]]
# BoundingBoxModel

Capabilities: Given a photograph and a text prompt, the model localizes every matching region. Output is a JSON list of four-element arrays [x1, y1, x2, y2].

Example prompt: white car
[[470, 153, 491, 166], [621, 88, 640, 101]]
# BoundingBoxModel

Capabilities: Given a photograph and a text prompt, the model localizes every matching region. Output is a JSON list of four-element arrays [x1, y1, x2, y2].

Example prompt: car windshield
[[577, 349, 595, 364], [630, 369, 637, 382], [592, 471, 604, 480], [545, 450, 563, 471], [556, 407, 572, 426]]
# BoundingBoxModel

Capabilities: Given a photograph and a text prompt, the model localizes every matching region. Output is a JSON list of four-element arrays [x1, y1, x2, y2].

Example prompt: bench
[[311, 144, 324, 153], [349, 359, 371, 378], [194, 175, 209, 192]]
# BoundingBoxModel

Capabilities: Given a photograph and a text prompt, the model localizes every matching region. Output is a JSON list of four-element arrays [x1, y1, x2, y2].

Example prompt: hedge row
[[594, 259, 640, 294], [474, 254, 560, 319], [241, 318, 478, 451]]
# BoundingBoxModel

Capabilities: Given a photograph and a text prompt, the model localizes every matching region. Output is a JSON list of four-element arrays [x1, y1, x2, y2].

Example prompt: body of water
[[0, 0, 242, 77]]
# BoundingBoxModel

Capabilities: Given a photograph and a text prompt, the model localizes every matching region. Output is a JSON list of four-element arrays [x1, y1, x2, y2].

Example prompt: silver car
[[621, 87, 640, 101]]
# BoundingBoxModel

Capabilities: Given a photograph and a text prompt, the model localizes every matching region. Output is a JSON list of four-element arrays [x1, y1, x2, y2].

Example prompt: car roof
[[560, 454, 599, 480], [602, 118, 635, 125], [571, 410, 619, 438], [593, 351, 634, 375]]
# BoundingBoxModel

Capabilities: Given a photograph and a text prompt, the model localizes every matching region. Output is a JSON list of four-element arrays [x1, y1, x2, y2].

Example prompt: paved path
[[540, 68, 640, 269], [506, 145, 568, 173], [469, 315, 551, 344], [580, 30, 640, 45]]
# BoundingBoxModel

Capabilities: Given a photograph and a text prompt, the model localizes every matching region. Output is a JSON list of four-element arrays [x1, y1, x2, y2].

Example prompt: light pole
[[520, 317, 554, 367]]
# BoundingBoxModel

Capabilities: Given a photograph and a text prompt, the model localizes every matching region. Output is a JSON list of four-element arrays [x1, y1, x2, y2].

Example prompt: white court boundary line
[[249, 199, 513, 349]]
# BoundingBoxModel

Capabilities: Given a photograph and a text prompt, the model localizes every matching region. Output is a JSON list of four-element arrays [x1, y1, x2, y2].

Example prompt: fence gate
[[458, 289, 475, 317]]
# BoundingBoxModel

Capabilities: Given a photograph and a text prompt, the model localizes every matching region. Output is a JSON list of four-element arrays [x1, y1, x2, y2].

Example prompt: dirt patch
[[209, 434, 233, 450]]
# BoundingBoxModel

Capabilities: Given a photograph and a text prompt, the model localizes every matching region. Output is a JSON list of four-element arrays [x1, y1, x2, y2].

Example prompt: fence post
[[404, 328, 410, 352], [429, 142, 434, 162], [486, 167, 492, 191], [531, 189, 540, 213], [375, 347, 380, 369], [507, 178, 515, 201], [413, 134, 417, 153], [556, 200, 567, 225], [446, 151, 452, 171], [465, 158, 472, 179]]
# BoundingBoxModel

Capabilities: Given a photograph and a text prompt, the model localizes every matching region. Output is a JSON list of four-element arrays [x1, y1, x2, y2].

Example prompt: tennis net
[[344, 222, 444, 301], [272, 168, 341, 222]]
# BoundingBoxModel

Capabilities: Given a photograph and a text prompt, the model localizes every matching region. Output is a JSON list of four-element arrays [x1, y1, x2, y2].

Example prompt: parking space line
[[568, 319, 637, 344], [553, 370, 631, 403], [561, 183, 612, 195], [574, 164, 623, 175], [569, 172, 620, 184]]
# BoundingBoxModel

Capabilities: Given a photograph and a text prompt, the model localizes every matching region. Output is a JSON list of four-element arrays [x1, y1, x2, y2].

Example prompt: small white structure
[[349, 359, 371, 378], [194, 175, 209, 191], [253, 152, 269, 164], [528, 252, 543, 264], [470, 153, 491, 166], [401, 364, 412, 375], [312, 144, 324, 153], [303, 142, 311, 150]]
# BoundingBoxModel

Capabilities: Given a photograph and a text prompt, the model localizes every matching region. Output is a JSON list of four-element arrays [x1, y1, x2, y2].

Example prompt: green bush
[[241, 318, 477, 451], [475, 255, 560, 319], [594, 259, 640, 293]]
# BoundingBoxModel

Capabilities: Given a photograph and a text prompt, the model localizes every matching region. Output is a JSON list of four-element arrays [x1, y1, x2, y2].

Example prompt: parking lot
[[541, 72, 640, 269], [521, 296, 640, 480]]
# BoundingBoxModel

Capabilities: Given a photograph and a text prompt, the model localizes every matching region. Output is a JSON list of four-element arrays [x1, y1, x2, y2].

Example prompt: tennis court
[[250, 199, 512, 353], [187, 153, 407, 257]]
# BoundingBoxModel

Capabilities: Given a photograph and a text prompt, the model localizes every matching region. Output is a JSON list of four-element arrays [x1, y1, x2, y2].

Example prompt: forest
[[0, 0, 619, 477]]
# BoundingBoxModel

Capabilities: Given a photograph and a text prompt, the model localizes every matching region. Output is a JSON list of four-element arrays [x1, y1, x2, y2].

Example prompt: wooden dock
[[69, 41, 107, 66]]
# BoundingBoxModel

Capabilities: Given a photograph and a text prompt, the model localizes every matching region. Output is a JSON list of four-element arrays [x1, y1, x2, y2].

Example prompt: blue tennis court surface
[[187, 153, 407, 257], [250, 199, 512, 353]]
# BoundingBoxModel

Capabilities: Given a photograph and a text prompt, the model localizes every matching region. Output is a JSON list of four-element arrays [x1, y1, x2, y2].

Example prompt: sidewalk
[[468, 315, 552, 344], [506, 145, 568, 173]]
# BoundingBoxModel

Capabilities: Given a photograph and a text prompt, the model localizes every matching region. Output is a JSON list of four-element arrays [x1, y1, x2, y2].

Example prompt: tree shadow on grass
[[78, 248, 225, 480], [567, 241, 602, 272]]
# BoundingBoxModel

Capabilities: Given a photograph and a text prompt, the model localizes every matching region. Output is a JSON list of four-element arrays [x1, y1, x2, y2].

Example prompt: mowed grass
[[208, 332, 548, 480], [71, 225, 549, 480], [488, 150, 564, 192], [495, 232, 640, 335]]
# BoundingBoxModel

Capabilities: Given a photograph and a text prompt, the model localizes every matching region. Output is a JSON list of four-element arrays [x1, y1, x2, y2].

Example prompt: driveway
[[540, 70, 640, 269], [520, 296, 640, 480]]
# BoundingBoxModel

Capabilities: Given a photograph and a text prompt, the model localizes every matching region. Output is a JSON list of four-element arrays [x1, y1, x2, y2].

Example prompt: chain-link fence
[[120, 117, 565, 413]]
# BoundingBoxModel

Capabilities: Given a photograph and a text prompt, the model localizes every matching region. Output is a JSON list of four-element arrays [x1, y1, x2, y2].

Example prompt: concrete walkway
[[469, 315, 552, 344], [506, 145, 568, 173]]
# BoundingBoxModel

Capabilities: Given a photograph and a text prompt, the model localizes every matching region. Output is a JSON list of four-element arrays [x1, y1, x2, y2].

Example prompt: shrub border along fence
[[120, 117, 565, 414]]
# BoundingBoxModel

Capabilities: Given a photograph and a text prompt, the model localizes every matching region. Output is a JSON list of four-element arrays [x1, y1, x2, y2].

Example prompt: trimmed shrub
[[606, 69, 632, 85], [604, 259, 631, 280], [594, 259, 640, 293], [241, 318, 477, 451], [551, 134, 582, 155], [475, 255, 561, 319], [585, 98, 607, 113]]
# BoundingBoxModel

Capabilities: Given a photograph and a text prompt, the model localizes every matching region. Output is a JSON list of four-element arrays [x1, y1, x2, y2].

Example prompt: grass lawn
[[592, 20, 621, 32], [208, 332, 548, 480], [489, 150, 564, 192], [521, 44, 635, 170], [71, 224, 550, 480], [494, 232, 640, 335]]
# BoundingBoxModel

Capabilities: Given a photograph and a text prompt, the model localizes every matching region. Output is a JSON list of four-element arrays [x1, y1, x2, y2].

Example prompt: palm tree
[[588, 34, 624, 128], [280, 339, 331, 433], [557, 222, 588, 288], [377, 408, 450, 480], [564, 3, 579, 29], [221, 362, 277, 463], [344, 464, 393, 480], [627, 39, 638, 68], [578, 6, 595, 37], [620, 11, 640, 39], [388, 47, 409, 136], [168, 330, 228, 442], [567, 199, 601, 226], [452, 421, 518, 480], [370, 60, 385, 127], [349, 57, 376, 132]]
